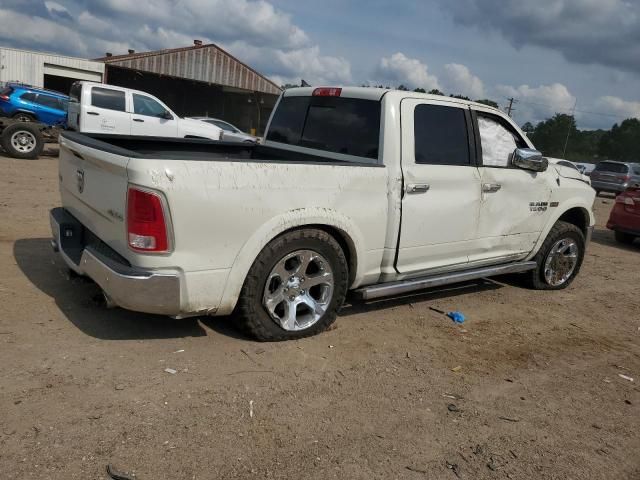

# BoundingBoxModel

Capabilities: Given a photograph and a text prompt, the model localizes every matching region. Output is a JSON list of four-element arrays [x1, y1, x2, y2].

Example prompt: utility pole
[[562, 98, 578, 158], [506, 97, 517, 116]]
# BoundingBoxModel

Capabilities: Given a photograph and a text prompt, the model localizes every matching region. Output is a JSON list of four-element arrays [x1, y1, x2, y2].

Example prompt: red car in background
[[607, 186, 640, 244]]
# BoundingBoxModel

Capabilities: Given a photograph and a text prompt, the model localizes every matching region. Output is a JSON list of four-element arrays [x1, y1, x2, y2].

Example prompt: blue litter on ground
[[446, 311, 466, 324]]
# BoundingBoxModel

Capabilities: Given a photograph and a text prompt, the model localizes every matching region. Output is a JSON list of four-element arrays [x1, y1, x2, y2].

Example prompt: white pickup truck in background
[[51, 87, 595, 341], [66, 81, 223, 141]]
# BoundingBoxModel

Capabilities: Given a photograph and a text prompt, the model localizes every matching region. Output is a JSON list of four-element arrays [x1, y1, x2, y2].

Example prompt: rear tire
[[235, 229, 349, 341], [525, 221, 585, 290], [1, 123, 44, 159], [614, 231, 636, 245], [12, 112, 36, 122]]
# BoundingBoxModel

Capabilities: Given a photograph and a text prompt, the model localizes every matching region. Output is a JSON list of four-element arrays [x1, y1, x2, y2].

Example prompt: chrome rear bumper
[[50, 208, 182, 316]]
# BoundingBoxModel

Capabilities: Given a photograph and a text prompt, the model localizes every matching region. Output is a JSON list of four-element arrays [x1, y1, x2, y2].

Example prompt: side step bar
[[354, 261, 536, 300]]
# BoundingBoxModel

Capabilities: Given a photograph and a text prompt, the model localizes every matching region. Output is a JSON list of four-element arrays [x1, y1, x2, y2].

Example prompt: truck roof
[[283, 86, 503, 113]]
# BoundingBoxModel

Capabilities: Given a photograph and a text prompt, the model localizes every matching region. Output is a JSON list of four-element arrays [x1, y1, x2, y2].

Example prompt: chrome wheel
[[10, 131, 37, 153], [543, 238, 579, 287], [262, 249, 334, 331]]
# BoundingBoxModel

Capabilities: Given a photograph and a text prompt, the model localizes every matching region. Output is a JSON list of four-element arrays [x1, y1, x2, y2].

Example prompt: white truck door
[[395, 99, 482, 274], [130, 93, 179, 137], [83, 86, 131, 135], [471, 110, 555, 262]]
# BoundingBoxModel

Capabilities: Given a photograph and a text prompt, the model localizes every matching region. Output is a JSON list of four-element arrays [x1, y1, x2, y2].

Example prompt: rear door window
[[91, 87, 126, 112], [267, 96, 381, 161], [414, 104, 470, 166], [594, 162, 628, 174], [35, 94, 63, 110], [20, 92, 37, 102]]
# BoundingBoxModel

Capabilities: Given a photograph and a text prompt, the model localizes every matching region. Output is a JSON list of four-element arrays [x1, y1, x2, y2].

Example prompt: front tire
[[615, 231, 636, 245], [236, 229, 348, 341], [525, 221, 585, 290]]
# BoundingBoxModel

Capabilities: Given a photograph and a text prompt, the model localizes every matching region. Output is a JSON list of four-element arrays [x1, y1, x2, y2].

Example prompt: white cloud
[[495, 83, 576, 124], [436, 0, 640, 73], [375, 52, 440, 90], [442, 63, 485, 99], [594, 96, 640, 121], [222, 41, 351, 86], [0, 0, 349, 88]]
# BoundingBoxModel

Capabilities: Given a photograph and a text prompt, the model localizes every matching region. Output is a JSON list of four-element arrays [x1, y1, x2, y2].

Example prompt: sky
[[0, 0, 639, 129]]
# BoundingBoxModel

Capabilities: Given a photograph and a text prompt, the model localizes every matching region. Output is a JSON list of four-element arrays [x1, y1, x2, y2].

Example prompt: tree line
[[523, 115, 639, 163]]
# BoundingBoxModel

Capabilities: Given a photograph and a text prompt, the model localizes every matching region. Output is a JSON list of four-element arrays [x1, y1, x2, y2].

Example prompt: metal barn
[[97, 41, 282, 135]]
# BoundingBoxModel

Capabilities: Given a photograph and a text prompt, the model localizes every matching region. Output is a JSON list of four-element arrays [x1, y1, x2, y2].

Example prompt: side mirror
[[162, 110, 173, 120], [512, 148, 548, 172]]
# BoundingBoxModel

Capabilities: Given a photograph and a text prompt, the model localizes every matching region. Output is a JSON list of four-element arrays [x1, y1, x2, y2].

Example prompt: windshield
[[594, 162, 628, 174], [208, 120, 237, 132]]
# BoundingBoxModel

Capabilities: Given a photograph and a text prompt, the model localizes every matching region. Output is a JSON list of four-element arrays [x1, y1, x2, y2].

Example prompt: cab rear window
[[266, 96, 381, 161], [594, 162, 628, 174]]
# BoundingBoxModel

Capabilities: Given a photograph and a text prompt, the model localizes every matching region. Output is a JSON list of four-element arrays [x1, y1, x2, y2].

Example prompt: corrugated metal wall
[[106, 65, 278, 135], [104, 46, 281, 96], [0, 47, 104, 87]]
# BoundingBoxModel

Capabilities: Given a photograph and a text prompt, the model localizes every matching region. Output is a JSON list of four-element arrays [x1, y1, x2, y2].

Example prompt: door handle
[[482, 183, 502, 193], [406, 183, 430, 194], [133, 118, 145, 122], [87, 111, 99, 116]]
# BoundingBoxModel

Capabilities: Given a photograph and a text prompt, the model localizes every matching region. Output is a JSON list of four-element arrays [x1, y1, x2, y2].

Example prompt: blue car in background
[[0, 83, 69, 126]]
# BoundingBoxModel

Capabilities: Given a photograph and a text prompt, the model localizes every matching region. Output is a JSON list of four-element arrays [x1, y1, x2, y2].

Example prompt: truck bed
[[60, 131, 383, 167]]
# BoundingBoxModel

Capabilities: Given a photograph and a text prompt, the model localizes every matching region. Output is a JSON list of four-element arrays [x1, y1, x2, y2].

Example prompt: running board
[[354, 261, 536, 300]]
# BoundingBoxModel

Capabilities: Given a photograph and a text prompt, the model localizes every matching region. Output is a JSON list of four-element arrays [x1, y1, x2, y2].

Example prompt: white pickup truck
[[66, 81, 223, 141], [50, 87, 595, 341]]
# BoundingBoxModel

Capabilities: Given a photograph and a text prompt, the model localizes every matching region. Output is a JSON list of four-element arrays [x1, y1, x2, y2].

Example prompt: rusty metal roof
[[95, 44, 281, 95]]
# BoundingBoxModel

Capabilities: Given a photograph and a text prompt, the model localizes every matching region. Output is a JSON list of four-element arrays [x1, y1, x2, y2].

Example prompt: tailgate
[[58, 134, 130, 258], [591, 171, 626, 184]]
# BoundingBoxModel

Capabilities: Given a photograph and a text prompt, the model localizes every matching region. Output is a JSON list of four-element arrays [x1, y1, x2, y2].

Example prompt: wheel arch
[[216, 208, 365, 315], [11, 110, 38, 121], [528, 200, 595, 260], [558, 206, 591, 236]]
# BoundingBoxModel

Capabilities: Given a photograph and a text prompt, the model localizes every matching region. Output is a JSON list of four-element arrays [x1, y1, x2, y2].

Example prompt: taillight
[[0, 94, 9, 101], [615, 195, 632, 205], [312, 87, 342, 97], [127, 187, 169, 252]]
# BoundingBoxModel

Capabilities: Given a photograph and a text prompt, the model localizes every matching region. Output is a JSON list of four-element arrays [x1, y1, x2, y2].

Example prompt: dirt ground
[[1, 151, 638, 480]]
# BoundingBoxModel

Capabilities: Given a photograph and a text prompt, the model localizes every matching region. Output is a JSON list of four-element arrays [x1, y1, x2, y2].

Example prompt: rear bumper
[[591, 180, 628, 193], [50, 207, 182, 316], [607, 208, 640, 236]]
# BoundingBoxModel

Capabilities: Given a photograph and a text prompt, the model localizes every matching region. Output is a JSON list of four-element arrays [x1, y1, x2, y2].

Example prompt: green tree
[[529, 114, 578, 158], [281, 83, 299, 90], [521, 122, 535, 134], [428, 89, 444, 96], [476, 99, 499, 108], [450, 94, 471, 100], [599, 118, 640, 161], [413, 87, 426, 93], [397, 84, 409, 91]]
